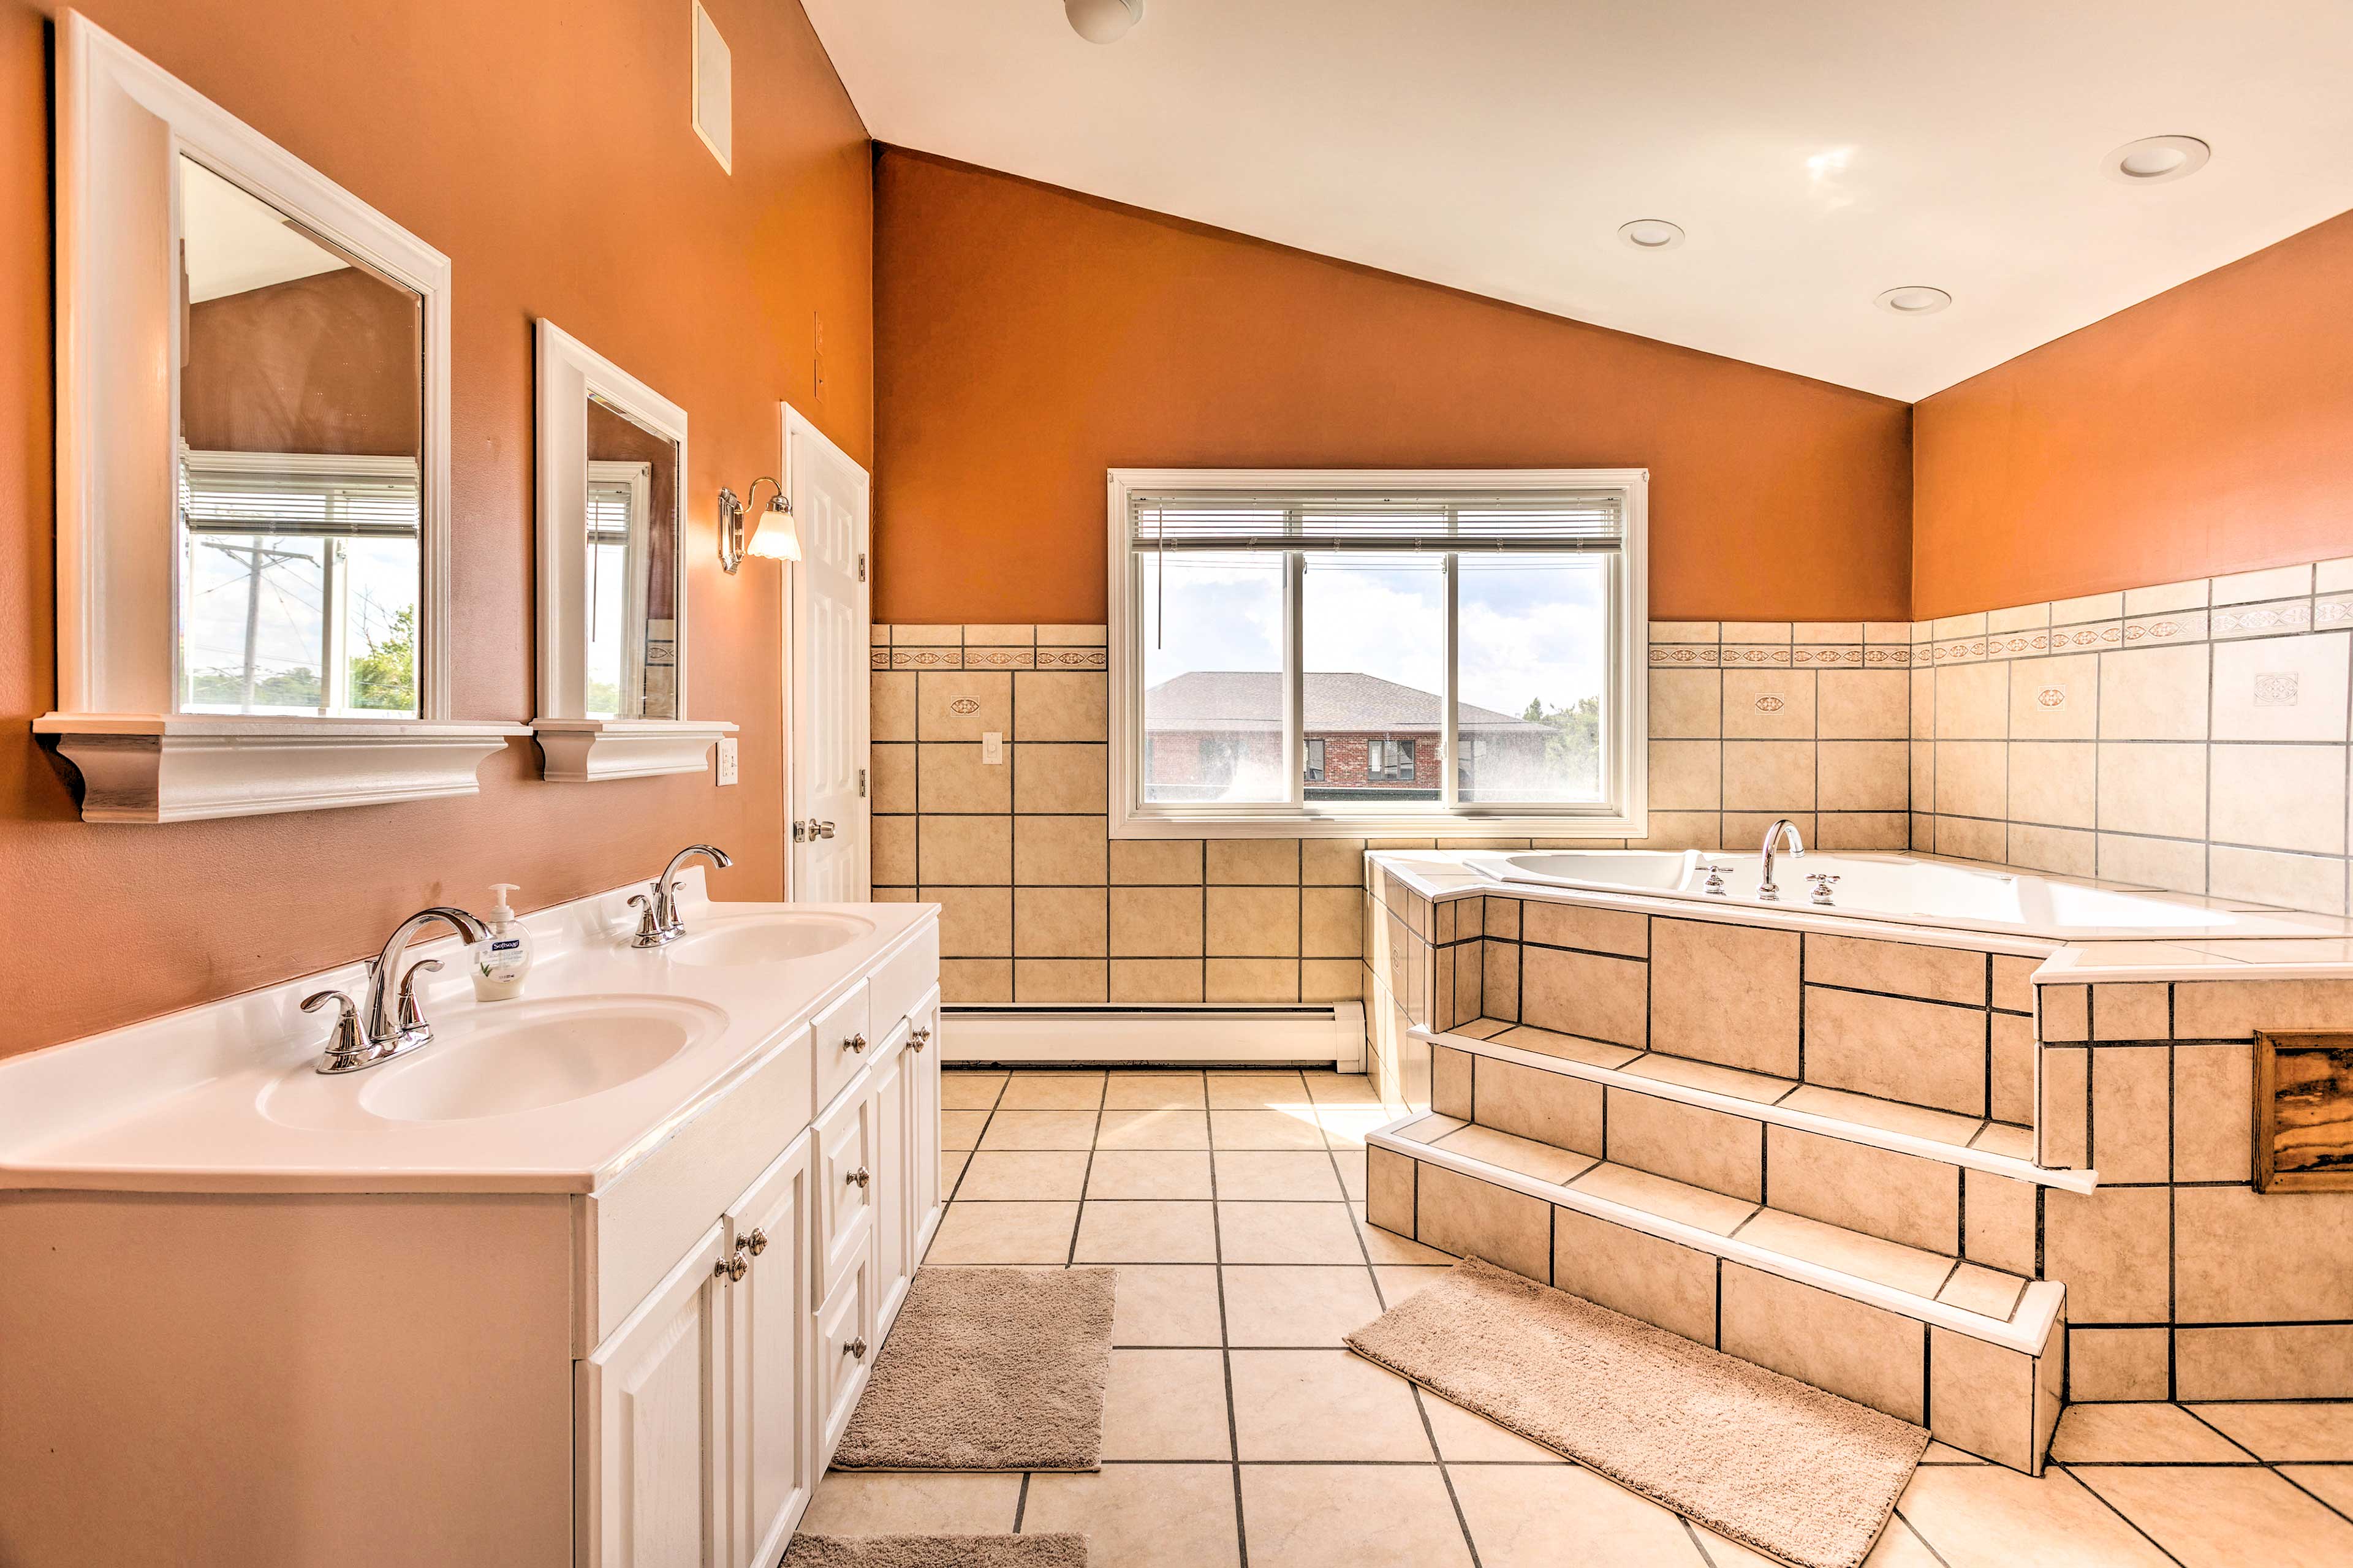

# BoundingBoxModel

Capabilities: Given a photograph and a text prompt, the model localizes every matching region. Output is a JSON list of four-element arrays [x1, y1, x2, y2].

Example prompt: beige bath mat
[[784, 1534, 1086, 1567], [831, 1266, 1116, 1471], [1345, 1256, 1927, 1568]]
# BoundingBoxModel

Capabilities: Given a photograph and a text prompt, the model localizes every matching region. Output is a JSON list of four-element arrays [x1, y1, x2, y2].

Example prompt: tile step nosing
[[1414, 1023, 2098, 1194], [1373, 1119, 2066, 1358]]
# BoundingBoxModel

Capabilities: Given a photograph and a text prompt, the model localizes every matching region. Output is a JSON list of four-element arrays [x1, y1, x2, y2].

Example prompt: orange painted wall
[[1914, 210, 2353, 619], [0, 0, 871, 1056], [871, 150, 1914, 627]]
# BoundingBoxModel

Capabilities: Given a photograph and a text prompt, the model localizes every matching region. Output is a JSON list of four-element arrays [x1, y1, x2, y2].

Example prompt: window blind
[[180, 453, 422, 541], [1129, 487, 1624, 553]]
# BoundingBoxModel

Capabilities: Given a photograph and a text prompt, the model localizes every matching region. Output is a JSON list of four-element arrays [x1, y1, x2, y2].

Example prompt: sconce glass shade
[[746, 497, 800, 562], [718, 479, 795, 572]]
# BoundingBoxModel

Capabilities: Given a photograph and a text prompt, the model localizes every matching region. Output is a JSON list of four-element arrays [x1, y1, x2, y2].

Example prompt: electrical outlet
[[716, 737, 739, 785], [982, 732, 1003, 765]]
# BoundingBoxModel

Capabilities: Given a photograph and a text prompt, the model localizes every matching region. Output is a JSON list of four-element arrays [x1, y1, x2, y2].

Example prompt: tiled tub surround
[[1358, 851, 2353, 1471]]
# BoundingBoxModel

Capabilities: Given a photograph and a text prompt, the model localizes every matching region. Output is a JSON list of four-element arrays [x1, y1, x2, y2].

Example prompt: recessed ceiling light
[[1875, 286, 1952, 316], [1618, 219, 1685, 251], [2105, 135, 2210, 184], [1065, 0, 1145, 44]]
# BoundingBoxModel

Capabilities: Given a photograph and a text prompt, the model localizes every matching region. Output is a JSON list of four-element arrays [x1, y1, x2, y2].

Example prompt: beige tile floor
[[803, 1067, 2353, 1567]]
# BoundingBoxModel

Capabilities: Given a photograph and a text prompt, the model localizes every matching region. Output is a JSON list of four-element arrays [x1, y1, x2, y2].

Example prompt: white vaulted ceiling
[[802, 0, 2353, 400]]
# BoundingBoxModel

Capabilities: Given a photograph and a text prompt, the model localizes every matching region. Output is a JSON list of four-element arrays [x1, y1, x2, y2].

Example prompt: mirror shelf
[[531, 718, 737, 785]]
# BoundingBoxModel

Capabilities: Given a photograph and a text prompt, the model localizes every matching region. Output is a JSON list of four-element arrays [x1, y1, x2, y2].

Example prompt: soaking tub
[[1464, 849, 2349, 943]]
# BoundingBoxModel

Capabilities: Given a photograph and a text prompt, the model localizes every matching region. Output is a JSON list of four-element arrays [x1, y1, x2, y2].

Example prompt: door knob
[[745, 1227, 768, 1256], [714, 1254, 747, 1284], [844, 1032, 866, 1054], [911, 1025, 931, 1053], [846, 1337, 867, 1360], [848, 1166, 870, 1189]]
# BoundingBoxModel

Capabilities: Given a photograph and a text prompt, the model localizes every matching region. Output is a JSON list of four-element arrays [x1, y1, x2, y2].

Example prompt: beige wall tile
[[1936, 740, 2007, 819], [1206, 885, 1299, 957], [2173, 1043, 2252, 1182], [1719, 1265, 1925, 1422], [2212, 632, 2351, 742], [1111, 959, 1205, 1004], [1482, 941, 1521, 1021], [1431, 1045, 1472, 1119], [1992, 955, 2037, 1013], [1014, 744, 1107, 813], [917, 670, 1011, 741], [1723, 811, 1817, 849], [1648, 740, 1722, 810], [1302, 887, 1361, 958], [1815, 811, 1910, 850], [1550, 1206, 1716, 1345], [2045, 1186, 2170, 1322], [2039, 1044, 2089, 1165], [1934, 813, 2004, 862], [1205, 958, 1299, 1003], [1208, 839, 1302, 885], [871, 743, 915, 812], [1414, 1164, 1552, 1282], [2173, 977, 2353, 1037], [1301, 838, 1368, 885], [1474, 1056, 1604, 1154], [1520, 901, 1648, 958], [1366, 1148, 1417, 1235], [1012, 670, 1108, 741], [2007, 741, 2096, 829], [1605, 1089, 1762, 1199], [873, 814, 916, 885], [1936, 662, 2010, 740], [1520, 946, 1647, 1047], [1648, 669, 1722, 738], [2091, 984, 2168, 1041], [1650, 918, 1800, 1076], [1723, 670, 1817, 739], [2175, 1185, 2353, 1322], [1804, 985, 1987, 1115], [2007, 824, 2098, 878], [941, 957, 1014, 1004], [2214, 563, 2314, 604], [1629, 809, 1723, 850], [1911, 667, 1936, 735], [1722, 740, 1816, 809], [1929, 1329, 2037, 1469], [1015, 815, 1108, 885], [2067, 1327, 2170, 1402], [1303, 958, 1360, 1003], [1036, 623, 1108, 646], [930, 885, 1012, 957], [1991, 1012, 2036, 1124], [872, 671, 916, 741], [921, 814, 1013, 884], [2211, 744, 2348, 854], [2175, 1325, 2353, 1401], [2099, 643, 2211, 740], [1817, 741, 1908, 811], [2094, 742, 2206, 839], [2211, 844, 2349, 914], [2090, 1046, 2169, 1183], [2007, 654, 2099, 741], [1805, 933, 1987, 1006], [1112, 886, 1205, 958], [919, 741, 1013, 812], [1765, 1127, 1959, 1253], [1016, 887, 1107, 957], [1818, 670, 1909, 739], [1964, 1167, 2037, 1276], [1112, 839, 1204, 884]]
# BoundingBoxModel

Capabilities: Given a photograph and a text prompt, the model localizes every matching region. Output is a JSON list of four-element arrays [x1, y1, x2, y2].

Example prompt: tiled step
[[1366, 1112, 2067, 1475]]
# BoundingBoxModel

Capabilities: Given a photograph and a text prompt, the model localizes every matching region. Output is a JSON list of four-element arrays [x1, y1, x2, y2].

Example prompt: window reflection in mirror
[[175, 155, 423, 718], [583, 394, 681, 720]]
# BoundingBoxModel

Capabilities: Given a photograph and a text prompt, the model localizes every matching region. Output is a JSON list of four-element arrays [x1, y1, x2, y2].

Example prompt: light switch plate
[[716, 736, 739, 785], [982, 732, 1004, 764]]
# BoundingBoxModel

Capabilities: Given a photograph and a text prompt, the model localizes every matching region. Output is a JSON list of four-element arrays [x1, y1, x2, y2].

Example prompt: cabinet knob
[[911, 1026, 931, 1053], [848, 1166, 870, 1189], [844, 1033, 867, 1054], [714, 1254, 747, 1284], [846, 1337, 867, 1360], [745, 1227, 769, 1256]]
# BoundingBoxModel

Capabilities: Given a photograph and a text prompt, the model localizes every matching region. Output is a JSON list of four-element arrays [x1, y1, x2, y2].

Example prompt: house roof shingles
[[1143, 671, 1552, 735]]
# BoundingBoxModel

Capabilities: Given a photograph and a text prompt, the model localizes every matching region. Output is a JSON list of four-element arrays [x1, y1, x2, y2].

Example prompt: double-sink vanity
[[0, 854, 943, 1568]]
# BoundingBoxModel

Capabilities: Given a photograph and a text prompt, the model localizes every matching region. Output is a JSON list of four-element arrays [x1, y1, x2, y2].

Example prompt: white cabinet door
[[906, 989, 943, 1259], [814, 1252, 874, 1463], [726, 1137, 812, 1568], [581, 1224, 729, 1568], [869, 1030, 912, 1338], [812, 1071, 876, 1298]]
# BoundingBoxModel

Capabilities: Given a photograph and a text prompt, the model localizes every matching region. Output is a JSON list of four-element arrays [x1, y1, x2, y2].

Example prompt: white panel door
[[786, 404, 870, 903], [582, 1223, 729, 1568], [726, 1137, 812, 1568]]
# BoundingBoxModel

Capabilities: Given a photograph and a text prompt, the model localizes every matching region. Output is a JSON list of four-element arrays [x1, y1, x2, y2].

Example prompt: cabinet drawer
[[815, 1255, 873, 1464], [812, 982, 874, 1116], [869, 919, 940, 1040], [812, 1072, 876, 1298]]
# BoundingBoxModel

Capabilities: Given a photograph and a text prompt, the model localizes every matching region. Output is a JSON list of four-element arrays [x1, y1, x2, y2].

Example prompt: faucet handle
[[301, 991, 363, 1066], [1806, 873, 1841, 906], [396, 958, 444, 1031], [629, 893, 667, 945], [1694, 856, 1730, 894]]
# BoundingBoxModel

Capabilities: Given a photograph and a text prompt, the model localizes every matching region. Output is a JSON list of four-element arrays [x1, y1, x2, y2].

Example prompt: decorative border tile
[[889, 646, 963, 670], [1036, 648, 1108, 669], [960, 646, 1036, 668], [1648, 644, 1721, 667], [2119, 611, 2207, 647], [1719, 643, 1795, 667], [1794, 643, 1865, 667], [2211, 598, 2314, 640]]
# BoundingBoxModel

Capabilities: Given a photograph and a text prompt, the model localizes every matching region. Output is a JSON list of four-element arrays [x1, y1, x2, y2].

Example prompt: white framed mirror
[[531, 322, 734, 781], [35, 12, 525, 822]]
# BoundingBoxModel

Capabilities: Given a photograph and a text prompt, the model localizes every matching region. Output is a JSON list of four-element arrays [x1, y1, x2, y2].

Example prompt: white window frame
[[1106, 467, 1648, 839]]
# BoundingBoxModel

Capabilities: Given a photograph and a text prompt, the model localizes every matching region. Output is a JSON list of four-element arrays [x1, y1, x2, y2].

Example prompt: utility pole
[[200, 538, 313, 707]]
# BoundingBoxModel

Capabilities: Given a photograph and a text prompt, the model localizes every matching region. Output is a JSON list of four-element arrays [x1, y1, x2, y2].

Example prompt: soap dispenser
[[472, 884, 534, 1001]]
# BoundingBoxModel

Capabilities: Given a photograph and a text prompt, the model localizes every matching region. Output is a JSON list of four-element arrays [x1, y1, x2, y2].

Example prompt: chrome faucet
[[632, 844, 733, 948], [303, 906, 488, 1075], [1757, 818, 1806, 901]]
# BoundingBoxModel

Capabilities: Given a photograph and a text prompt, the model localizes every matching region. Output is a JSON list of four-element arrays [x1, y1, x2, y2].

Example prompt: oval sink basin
[[664, 913, 874, 968], [260, 995, 724, 1129]]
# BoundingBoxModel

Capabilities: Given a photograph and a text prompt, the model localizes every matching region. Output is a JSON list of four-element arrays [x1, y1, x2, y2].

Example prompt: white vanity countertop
[[0, 874, 938, 1197]]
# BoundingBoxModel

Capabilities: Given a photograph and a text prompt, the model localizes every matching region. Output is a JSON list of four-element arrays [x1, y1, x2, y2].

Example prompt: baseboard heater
[[941, 1003, 1366, 1070]]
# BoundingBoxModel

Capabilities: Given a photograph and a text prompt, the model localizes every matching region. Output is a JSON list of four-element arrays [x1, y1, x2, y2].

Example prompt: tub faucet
[[1757, 819, 1806, 901], [633, 843, 733, 948], [304, 906, 489, 1074]]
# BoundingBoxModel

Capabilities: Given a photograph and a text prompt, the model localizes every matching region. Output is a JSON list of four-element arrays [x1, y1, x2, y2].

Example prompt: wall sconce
[[718, 476, 799, 573]]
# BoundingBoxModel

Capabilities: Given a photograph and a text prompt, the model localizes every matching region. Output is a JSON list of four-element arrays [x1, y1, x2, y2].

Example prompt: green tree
[[350, 606, 417, 712], [1523, 694, 1602, 789]]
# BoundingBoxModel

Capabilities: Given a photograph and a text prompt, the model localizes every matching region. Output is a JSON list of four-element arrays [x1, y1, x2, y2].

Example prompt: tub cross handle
[[1807, 873, 1841, 906], [1695, 857, 1730, 895]]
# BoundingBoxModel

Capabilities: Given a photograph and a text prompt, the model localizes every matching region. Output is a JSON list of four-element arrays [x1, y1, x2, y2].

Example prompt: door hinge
[[857, 553, 868, 583], [858, 768, 868, 798]]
